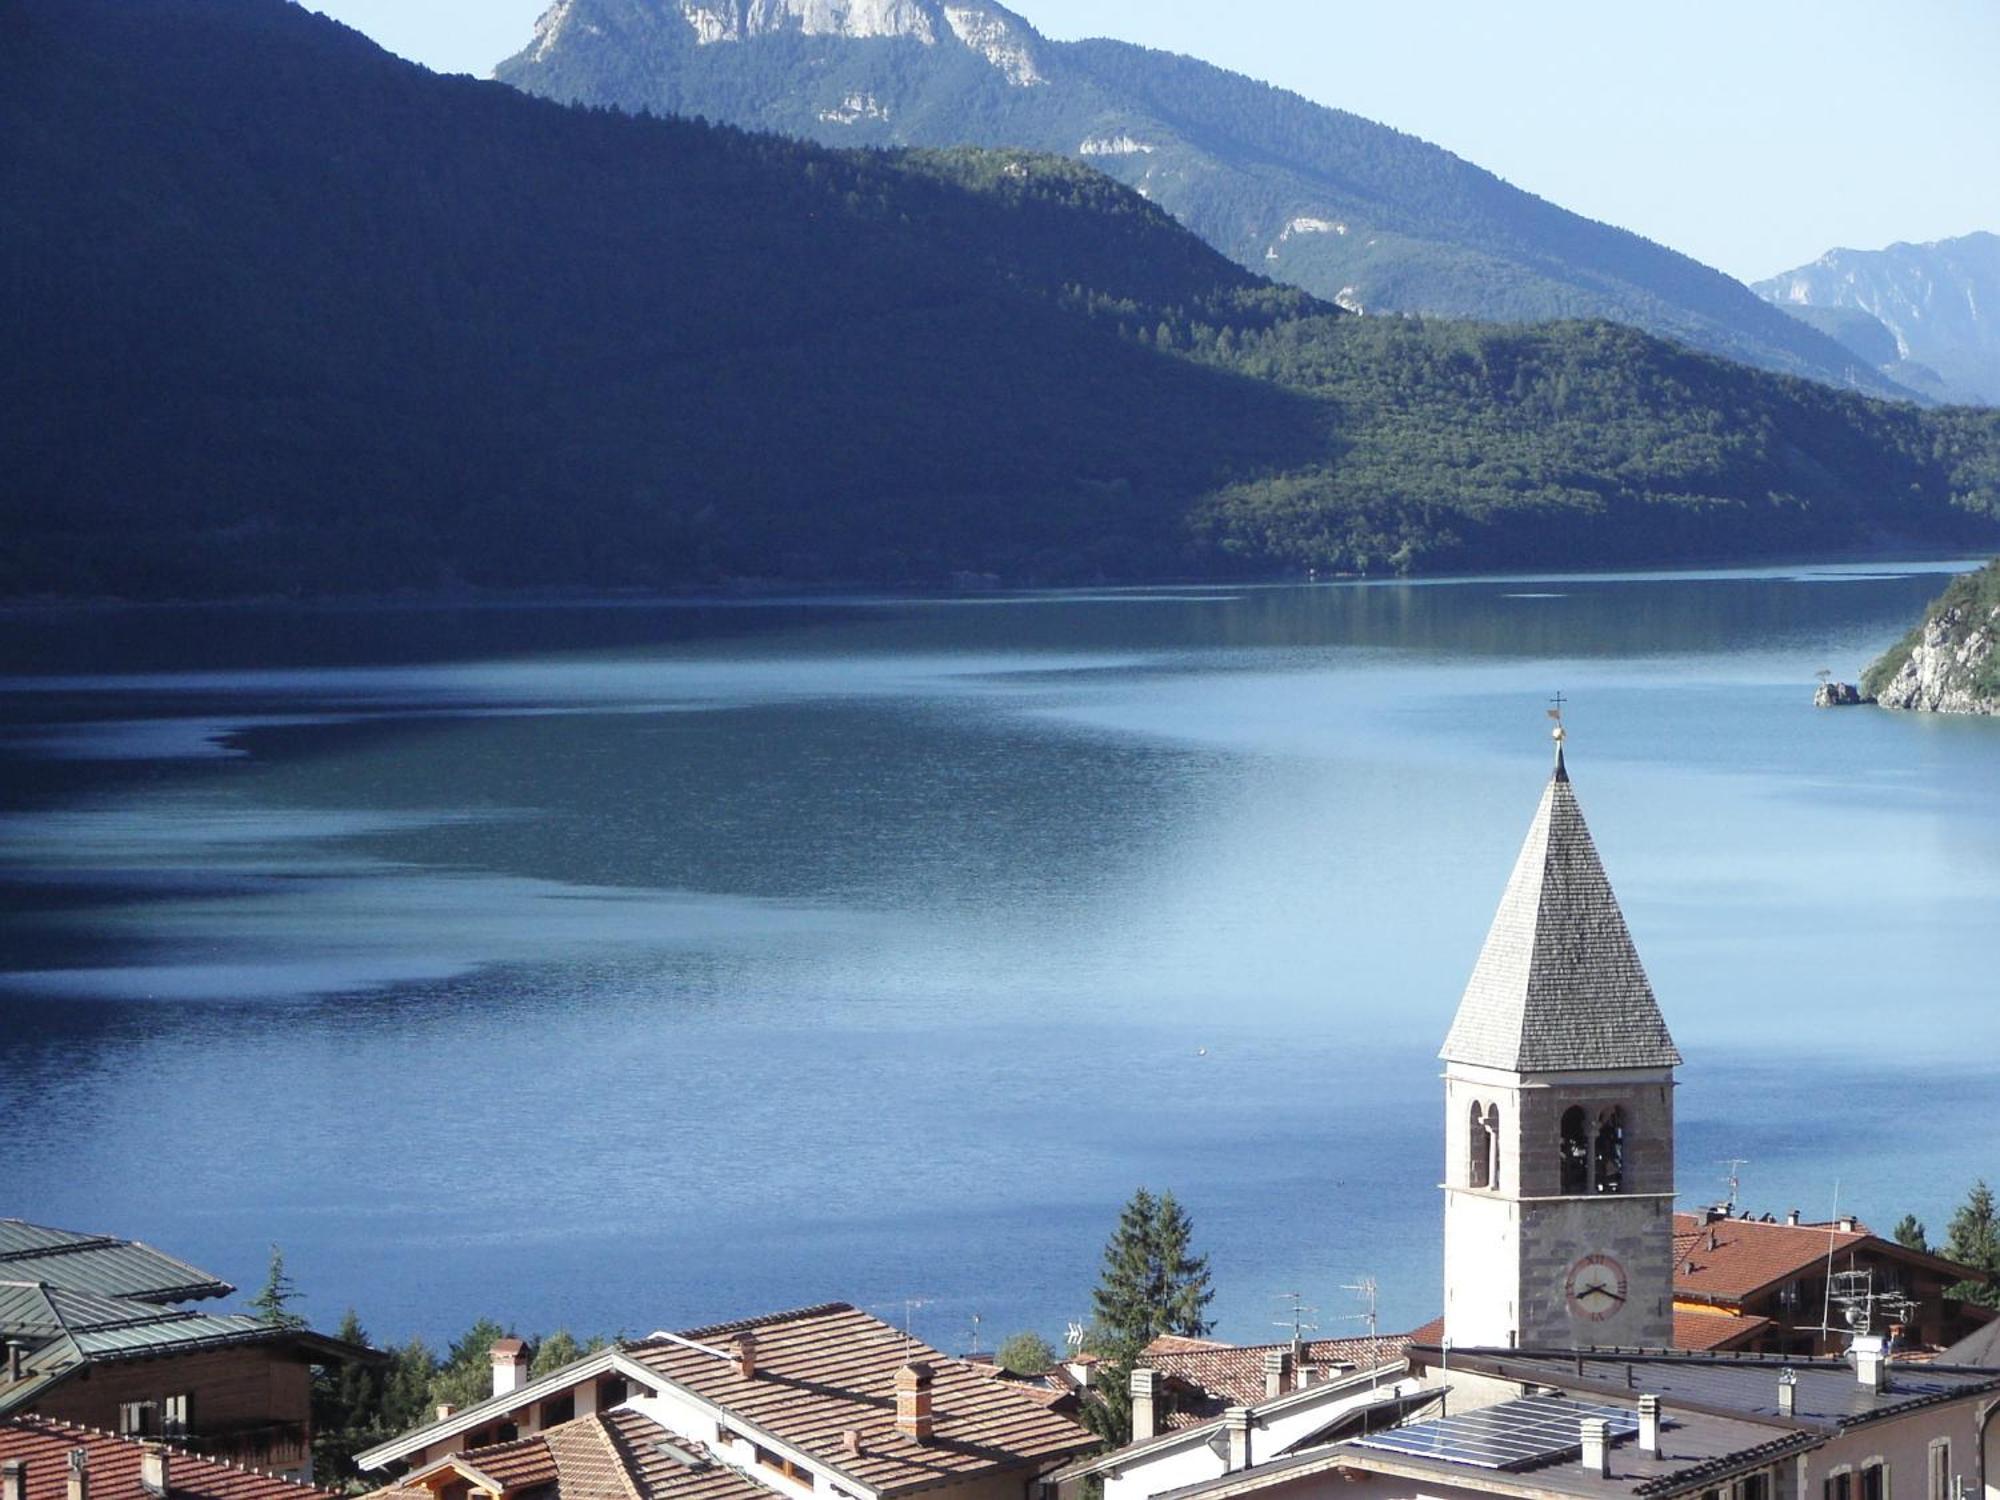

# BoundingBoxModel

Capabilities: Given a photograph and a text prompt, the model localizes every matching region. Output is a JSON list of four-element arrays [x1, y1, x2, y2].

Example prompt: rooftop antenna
[[1819, 1181, 1841, 1341], [1272, 1291, 1319, 1345], [1064, 1321, 1086, 1354], [1719, 1158, 1751, 1214], [968, 1312, 982, 1358], [1339, 1277, 1382, 1388]]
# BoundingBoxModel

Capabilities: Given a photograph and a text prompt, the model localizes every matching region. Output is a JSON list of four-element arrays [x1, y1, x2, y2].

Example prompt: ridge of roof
[[667, 1303, 856, 1344], [0, 1414, 337, 1499], [1441, 755, 1681, 1074]]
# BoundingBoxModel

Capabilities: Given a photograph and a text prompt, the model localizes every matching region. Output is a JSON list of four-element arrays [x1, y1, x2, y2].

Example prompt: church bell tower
[[1440, 729, 1679, 1350]]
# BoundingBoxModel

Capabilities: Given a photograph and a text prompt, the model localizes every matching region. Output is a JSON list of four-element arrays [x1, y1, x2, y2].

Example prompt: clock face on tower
[[1564, 1253, 1629, 1322]]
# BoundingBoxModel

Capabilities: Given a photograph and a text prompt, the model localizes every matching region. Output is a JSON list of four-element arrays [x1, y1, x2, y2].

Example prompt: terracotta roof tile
[[1140, 1334, 1413, 1429], [1673, 1308, 1775, 1352], [626, 1305, 1093, 1495], [0, 1417, 334, 1500], [367, 1414, 767, 1500]]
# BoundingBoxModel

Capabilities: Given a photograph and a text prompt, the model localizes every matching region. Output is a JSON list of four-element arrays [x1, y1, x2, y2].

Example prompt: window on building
[[1826, 1470, 1853, 1500], [1560, 1107, 1589, 1194], [1486, 1104, 1501, 1188], [755, 1447, 814, 1488], [1861, 1461, 1888, 1500], [1469, 1101, 1492, 1188], [163, 1394, 190, 1438], [540, 1392, 575, 1428], [1594, 1107, 1626, 1193], [1741, 1473, 1771, 1500], [597, 1377, 629, 1408], [118, 1402, 160, 1437], [1928, 1443, 1950, 1500]]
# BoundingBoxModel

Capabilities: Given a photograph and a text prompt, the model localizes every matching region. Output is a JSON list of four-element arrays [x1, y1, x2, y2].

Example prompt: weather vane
[[1546, 691, 1567, 745]]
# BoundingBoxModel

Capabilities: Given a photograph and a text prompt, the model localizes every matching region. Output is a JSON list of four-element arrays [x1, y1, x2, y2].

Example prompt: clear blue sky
[[307, 0, 1998, 283]]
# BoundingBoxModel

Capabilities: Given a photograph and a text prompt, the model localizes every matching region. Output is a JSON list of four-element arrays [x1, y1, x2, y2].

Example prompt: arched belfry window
[[1485, 1103, 1501, 1189], [1469, 1101, 1492, 1188], [1559, 1106, 1589, 1195], [1594, 1107, 1627, 1194]]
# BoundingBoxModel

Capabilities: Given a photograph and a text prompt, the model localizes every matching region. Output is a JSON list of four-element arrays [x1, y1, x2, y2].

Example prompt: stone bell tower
[[1440, 730, 1679, 1350]]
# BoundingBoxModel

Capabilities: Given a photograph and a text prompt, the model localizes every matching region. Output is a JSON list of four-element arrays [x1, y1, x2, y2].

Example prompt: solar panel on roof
[[1352, 1396, 1639, 1472]]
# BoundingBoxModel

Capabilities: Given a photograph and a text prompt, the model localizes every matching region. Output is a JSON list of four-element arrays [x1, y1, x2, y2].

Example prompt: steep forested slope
[[3, 0, 1999, 599], [498, 0, 1910, 399]]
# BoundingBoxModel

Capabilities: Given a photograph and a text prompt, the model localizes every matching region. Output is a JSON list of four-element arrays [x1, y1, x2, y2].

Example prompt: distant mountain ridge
[[1756, 232, 2000, 406], [7, 0, 2000, 602], [497, 0, 1915, 400]]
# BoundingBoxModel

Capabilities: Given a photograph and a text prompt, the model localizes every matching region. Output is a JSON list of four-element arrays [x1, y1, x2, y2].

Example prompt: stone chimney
[[1777, 1368, 1797, 1418], [490, 1339, 530, 1399], [735, 1333, 758, 1381], [139, 1444, 169, 1500], [841, 1430, 864, 1459], [3, 1458, 26, 1500], [1224, 1407, 1252, 1472], [1262, 1349, 1292, 1399], [437, 1403, 457, 1422], [1637, 1395, 1660, 1457], [1853, 1334, 1888, 1392], [1129, 1368, 1160, 1442], [894, 1364, 934, 1443], [65, 1448, 87, 1500], [1580, 1418, 1609, 1478]]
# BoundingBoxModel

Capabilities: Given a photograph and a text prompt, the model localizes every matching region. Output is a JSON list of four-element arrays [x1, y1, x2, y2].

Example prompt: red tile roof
[[0, 1418, 335, 1500], [1139, 1333, 1414, 1429], [1670, 1212, 1980, 1306], [624, 1305, 1094, 1496], [1673, 1308, 1775, 1352], [369, 1412, 767, 1500]]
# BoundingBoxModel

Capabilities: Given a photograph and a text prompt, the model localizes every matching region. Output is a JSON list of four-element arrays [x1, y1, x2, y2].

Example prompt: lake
[[2, 563, 1997, 1355]]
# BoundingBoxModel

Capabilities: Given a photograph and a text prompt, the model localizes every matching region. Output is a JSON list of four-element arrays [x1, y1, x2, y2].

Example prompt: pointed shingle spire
[[1440, 749, 1680, 1072]]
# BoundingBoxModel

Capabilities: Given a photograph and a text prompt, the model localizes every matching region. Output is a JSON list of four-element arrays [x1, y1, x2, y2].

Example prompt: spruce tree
[[429, 1319, 513, 1412], [1892, 1214, 1930, 1253], [1083, 1188, 1216, 1444], [249, 1245, 308, 1330], [1944, 1180, 2000, 1307]]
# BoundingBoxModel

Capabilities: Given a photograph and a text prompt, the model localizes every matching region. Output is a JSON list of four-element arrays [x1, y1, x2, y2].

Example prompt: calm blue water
[[2, 564, 1997, 1354]]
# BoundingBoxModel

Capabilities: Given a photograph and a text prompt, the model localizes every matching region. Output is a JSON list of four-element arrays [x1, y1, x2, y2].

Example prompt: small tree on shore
[[1944, 1181, 2000, 1307], [996, 1332, 1058, 1376], [250, 1245, 308, 1330]]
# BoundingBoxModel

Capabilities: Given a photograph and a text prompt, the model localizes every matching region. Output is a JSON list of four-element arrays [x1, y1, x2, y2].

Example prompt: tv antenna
[[1719, 1158, 1750, 1213], [967, 1312, 982, 1357], [1272, 1291, 1319, 1344], [1064, 1322, 1086, 1353], [1339, 1277, 1382, 1387]]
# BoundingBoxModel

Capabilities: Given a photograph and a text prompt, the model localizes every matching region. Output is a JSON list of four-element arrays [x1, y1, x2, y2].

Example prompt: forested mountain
[[4, 0, 1999, 600], [497, 0, 1911, 400], [1757, 232, 2000, 406]]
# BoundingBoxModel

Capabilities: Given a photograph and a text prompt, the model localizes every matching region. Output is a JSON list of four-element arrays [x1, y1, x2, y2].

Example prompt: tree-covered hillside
[[498, 0, 1910, 400], [3, 0, 1999, 599]]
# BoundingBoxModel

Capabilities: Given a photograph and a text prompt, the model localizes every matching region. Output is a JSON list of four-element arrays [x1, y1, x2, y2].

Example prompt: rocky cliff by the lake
[[1863, 560, 2000, 714]]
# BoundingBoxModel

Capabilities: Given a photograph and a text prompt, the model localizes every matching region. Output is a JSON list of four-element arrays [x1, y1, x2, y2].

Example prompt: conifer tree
[[249, 1244, 308, 1330], [1944, 1180, 2000, 1307], [1892, 1214, 1930, 1253], [429, 1319, 514, 1412], [1083, 1188, 1216, 1444]]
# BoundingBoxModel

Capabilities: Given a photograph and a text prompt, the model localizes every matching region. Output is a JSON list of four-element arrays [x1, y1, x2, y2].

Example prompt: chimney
[[5, 1343, 23, 1383], [894, 1364, 934, 1443], [65, 1448, 87, 1500], [3, 1459, 26, 1500], [1637, 1396, 1660, 1457], [735, 1333, 758, 1381], [1579, 1418, 1610, 1478], [140, 1444, 169, 1500], [437, 1403, 457, 1422], [1838, 1216, 1859, 1234], [1787, 1209, 1801, 1227], [1852, 1334, 1888, 1392], [841, 1430, 864, 1459], [1777, 1368, 1797, 1418], [1263, 1349, 1292, 1400], [1224, 1408, 1252, 1473], [1129, 1368, 1160, 1443], [490, 1339, 530, 1399]]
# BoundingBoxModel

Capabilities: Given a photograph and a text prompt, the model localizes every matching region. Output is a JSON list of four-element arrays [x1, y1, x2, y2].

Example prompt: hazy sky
[[307, 0, 1998, 283]]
